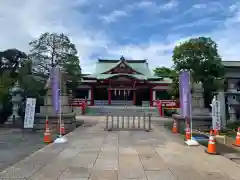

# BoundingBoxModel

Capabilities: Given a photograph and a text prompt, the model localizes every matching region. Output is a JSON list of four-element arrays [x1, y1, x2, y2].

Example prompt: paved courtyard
[[0, 129, 45, 172], [0, 117, 240, 180]]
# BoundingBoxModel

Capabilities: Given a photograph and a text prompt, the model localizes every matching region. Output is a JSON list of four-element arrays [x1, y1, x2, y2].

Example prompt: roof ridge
[[98, 59, 146, 63]]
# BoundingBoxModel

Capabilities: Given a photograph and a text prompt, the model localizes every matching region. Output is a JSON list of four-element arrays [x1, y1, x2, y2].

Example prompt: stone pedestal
[[34, 73, 77, 133], [229, 106, 237, 123], [218, 91, 227, 128], [173, 82, 212, 132]]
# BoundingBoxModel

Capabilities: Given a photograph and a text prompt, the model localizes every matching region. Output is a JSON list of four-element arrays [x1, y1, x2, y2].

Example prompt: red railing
[[156, 101, 163, 116], [71, 99, 88, 115], [81, 101, 87, 115], [154, 100, 179, 116]]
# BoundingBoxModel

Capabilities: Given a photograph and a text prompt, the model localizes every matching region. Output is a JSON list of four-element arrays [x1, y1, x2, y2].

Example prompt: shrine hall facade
[[75, 57, 172, 106]]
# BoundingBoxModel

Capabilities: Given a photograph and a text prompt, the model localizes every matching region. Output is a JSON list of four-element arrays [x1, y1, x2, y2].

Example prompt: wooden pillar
[[133, 80, 136, 105], [108, 88, 111, 105], [133, 90, 136, 105], [91, 87, 94, 106]]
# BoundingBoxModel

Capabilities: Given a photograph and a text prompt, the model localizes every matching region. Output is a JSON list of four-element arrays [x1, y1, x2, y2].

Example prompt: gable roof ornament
[[120, 56, 125, 61]]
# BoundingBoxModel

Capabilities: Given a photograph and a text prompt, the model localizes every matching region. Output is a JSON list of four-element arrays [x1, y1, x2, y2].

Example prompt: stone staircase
[[78, 105, 160, 117], [94, 100, 133, 106]]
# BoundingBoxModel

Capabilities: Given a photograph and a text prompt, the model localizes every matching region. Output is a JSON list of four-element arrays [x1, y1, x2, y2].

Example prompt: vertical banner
[[179, 71, 191, 118], [179, 73, 183, 116], [212, 96, 221, 130], [51, 65, 60, 113], [24, 98, 36, 129]]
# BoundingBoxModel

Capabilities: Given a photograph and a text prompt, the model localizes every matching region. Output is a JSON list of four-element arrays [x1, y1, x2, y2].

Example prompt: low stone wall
[[172, 114, 212, 132], [34, 113, 76, 133]]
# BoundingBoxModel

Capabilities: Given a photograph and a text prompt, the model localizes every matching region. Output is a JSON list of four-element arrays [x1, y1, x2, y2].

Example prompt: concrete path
[[0, 117, 240, 180], [0, 129, 45, 172]]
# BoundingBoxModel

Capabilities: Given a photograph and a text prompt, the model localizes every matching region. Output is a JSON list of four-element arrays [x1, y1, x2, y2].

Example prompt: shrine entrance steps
[[76, 105, 160, 117]]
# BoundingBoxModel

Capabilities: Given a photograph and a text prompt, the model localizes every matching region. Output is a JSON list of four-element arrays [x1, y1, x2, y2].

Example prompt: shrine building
[[75, 56, 172, 106]]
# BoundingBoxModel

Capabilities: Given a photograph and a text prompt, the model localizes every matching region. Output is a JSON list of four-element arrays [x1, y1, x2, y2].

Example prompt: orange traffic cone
[[43, 117, 52, 144], [59, 123, 65, 135], [206, 130, 217, 155], [172, 120, 178, 133], [185, 123, 191, 140], [233, 127, 240, 147]]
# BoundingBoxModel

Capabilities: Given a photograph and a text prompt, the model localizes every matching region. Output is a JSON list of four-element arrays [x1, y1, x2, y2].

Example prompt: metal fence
[[105, 113, 152, 132]]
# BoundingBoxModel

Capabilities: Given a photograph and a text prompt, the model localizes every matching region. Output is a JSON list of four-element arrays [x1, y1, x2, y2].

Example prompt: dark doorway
[[136, 88, 150, 106], [94, 88, 108, 100], [75, 89, 88, 99]]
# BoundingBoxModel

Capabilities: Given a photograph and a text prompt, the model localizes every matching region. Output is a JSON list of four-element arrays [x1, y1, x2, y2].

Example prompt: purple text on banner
[[180, 71, 191, 118], [51, 66, 60, 113]]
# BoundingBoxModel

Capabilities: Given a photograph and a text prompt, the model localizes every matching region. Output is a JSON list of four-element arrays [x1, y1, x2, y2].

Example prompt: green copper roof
[[83, 59, 161, 80], [94, 60, 152, 75]]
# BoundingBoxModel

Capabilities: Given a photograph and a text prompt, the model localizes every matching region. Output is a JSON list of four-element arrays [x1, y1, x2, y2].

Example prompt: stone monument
[[173, 82, 212, 131], [34, 72, 76, 132], [5, 81, 23, 127]]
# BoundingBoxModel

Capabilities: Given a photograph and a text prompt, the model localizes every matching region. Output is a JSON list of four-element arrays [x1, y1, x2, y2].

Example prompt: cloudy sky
[[0, 0, 240, 73]]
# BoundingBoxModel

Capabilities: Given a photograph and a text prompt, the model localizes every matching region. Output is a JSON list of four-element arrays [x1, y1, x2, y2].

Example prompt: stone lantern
[[6, 81, 23, 126]]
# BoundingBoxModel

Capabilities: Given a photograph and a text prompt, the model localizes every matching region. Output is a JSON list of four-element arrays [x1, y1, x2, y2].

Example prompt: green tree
[[172, 37, 224, 82], [0, 49, 27, 101], [172, 37, 225, 106], [29, 32, 77, 74], [61, 55, 81, 94], [29, 32, 82, 92], [0, 49, 27, 75], [18, 59, 45, 98], [153, 67, 179, 98], [0, 49, 27, 123], [153, 67, 175, 78]]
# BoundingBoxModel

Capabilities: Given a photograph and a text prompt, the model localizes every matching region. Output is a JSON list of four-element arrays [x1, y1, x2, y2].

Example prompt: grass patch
[[226, 122, 240, 131]]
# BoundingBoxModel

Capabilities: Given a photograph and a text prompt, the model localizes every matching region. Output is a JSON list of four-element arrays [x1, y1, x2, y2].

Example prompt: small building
[[75, 56, 172, 106]]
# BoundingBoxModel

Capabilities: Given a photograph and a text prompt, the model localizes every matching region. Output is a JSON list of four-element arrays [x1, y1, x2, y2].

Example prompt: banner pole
[[59, 67, 62, 138]]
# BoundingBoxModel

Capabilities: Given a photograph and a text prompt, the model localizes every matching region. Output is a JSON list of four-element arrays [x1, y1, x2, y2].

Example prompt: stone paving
[[0, 117, 240, 180], [0, 129, 45, 172]]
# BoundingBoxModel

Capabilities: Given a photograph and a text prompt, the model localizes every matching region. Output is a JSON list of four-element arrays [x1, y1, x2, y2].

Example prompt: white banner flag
[[211, 96, 221, 130], [24, 98, 36, 129]]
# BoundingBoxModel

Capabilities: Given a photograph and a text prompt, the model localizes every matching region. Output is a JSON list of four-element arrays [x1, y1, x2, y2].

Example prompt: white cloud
[[137, 1, 154, 8], [0, 0, 109, 74], [229, 4, 238, 13], [107, 41, 176, 70], [106, 2, 240, 71], [99, 10, 128, 23], [183, 2, 224, 17], [160, 0, 178, 10], [192, 4, 207, 9], [172, 17, 221, 30], [1, 0, 240, 75], [127, 0, 178, 14]]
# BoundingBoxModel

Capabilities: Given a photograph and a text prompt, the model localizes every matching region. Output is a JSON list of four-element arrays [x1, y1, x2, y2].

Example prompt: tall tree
[[172, 37, 225, 106], [0, 49, 27, 76], [18, 59, 45, 97], [29, 32, 82, 92], [172, 37, 224, 82], [0, 49, 27, 101], [29, 32, 77, 74], [61, 55, 82, 94]]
